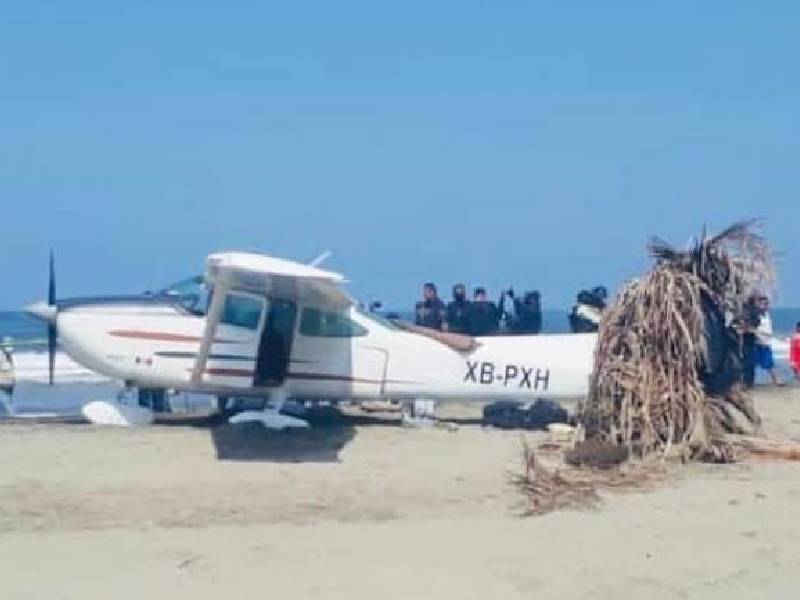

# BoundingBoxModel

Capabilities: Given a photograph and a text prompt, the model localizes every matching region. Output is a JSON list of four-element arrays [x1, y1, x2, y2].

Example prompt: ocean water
[[0, 311, 47, 345]]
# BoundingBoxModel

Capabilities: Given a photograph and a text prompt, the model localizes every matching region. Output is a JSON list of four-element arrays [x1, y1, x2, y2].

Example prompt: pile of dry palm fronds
[[512, 221, 800, 515], [510, 438, 665, 515], [578, 221, 776, 462]]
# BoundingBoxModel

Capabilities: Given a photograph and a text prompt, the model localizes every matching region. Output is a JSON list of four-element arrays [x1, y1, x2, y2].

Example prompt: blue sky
[[2, 2, 798, 309]]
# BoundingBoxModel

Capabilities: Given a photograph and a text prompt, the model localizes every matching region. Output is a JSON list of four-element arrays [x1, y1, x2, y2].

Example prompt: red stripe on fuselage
[[109, 330, 235, 343]]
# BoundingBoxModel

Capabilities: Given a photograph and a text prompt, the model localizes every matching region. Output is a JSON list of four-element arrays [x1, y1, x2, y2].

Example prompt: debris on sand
[[513, 221, 800, 515], [564, 439, 629, 469], [510, 438, 664, 516]]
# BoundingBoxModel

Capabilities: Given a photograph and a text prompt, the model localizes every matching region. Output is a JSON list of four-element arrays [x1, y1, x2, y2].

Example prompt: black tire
[[215, 397, 239, 420]]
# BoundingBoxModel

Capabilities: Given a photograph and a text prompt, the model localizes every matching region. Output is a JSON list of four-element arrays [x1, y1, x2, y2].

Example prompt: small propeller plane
[[25, 251, 596, 428]]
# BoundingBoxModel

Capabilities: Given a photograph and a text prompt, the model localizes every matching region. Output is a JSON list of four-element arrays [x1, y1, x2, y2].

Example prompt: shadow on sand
[[161, 406, 403, 463], [210, 422, 355, 463], [2, 403, 487, 464]]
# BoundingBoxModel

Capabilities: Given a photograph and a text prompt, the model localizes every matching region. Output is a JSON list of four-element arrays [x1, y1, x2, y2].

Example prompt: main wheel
[[138, 388, 168, 412], [215, 397, 238, 420]]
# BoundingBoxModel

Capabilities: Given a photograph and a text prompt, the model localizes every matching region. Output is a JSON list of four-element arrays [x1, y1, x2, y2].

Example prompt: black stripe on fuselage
[[155, 351, 315, 364], [155, 351, 254, 361]]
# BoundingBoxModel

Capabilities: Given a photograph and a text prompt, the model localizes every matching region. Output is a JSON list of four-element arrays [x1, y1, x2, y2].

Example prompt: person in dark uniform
[[568, 286, 607, 333], [414, 282, 446, 330], [468, 287, 500, 336], [446, 283, 471, 334], [510, 290, 542, 334], [741, 295, 761, 388]]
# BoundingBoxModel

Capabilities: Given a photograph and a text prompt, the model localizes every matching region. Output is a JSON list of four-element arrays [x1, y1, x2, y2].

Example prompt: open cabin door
[[193, 253, 355, 393], [196, 291, 296, 390], [254, 298, 297, 387]]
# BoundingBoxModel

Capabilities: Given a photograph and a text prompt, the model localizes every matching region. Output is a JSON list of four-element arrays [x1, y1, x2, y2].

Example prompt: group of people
[[414, 283, 542, 336], [413, 284, 800, 385]]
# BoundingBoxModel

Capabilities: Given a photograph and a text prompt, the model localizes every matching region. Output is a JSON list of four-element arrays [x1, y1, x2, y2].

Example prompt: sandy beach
[[1, 390, 799, 599]]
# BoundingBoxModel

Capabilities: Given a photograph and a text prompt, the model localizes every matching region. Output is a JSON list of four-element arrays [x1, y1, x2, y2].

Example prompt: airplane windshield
[[160, 275, 209, 315]]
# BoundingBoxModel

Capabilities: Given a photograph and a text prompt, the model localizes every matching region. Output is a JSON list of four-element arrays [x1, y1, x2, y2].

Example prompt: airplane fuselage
[[55, 298, 596, 402]]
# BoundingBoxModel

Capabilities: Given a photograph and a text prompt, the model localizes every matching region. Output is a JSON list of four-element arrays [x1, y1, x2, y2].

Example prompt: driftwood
[[513, 433, 800, 516], [731, 436, 800, 461]]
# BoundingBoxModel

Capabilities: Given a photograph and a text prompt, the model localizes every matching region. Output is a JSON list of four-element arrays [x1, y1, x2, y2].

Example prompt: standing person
[[754, 295, 783, 386], [741, 295, 760, 388], [513, 290, 543, 334], [790, 322, 800, 382], [568, 286, 607, 333], [414, 283, 446, 330], [467, 287, 500, 336], [499, 288, 542, 334], [446, 284, 471, 334], [0, 337, 14, 398]]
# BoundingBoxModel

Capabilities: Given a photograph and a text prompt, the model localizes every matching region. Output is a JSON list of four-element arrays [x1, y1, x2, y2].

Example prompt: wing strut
[[191, 283, 228, 385]]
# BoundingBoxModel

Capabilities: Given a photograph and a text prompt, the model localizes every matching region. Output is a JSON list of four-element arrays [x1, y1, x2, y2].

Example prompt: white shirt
[[756, 312, 773, 345]]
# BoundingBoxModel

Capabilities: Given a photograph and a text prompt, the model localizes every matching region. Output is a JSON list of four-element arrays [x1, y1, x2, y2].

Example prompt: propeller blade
[[48, 323, 56, 386], [48, 251, 56, 385], [48, 250, 56, 306]]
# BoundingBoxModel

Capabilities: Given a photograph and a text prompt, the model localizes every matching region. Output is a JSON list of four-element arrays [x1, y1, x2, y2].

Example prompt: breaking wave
[[10, 350, 109, 384]]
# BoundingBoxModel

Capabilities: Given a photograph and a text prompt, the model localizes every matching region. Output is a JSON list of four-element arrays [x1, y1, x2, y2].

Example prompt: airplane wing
[[191, 252, 352, 384], [206, 252, 352, 309]]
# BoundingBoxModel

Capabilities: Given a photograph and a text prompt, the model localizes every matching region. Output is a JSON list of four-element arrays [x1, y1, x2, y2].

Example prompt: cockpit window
[[220, 293, 264, 330], [160, 276, 209, 315]]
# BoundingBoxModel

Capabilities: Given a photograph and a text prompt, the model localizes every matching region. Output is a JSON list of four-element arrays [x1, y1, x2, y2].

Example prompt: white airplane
[[25, 251, 596, 428]]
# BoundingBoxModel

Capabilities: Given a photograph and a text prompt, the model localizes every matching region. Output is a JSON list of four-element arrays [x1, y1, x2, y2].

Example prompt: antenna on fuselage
[[309, 250, 332, 268]]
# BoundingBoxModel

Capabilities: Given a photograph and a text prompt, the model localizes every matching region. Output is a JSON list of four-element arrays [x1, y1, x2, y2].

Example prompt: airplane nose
[[25, 300, 57, 323]]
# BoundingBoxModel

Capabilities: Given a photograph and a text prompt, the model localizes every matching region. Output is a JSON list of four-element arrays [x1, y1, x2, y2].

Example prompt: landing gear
[[227, 388, 309, 430], [138, 388, 168, 412], [214, 396, 266, 419], [216, 396, 237, 420], [82, 388, 155, 426]]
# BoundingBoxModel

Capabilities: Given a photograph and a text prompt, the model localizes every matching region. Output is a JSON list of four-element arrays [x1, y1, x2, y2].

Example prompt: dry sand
[[1, 390, 800, 599]]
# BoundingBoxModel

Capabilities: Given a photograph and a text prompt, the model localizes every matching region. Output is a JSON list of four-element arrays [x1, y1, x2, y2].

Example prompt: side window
[[220, 294, 263, 330], [300, 308, 367, 337]]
